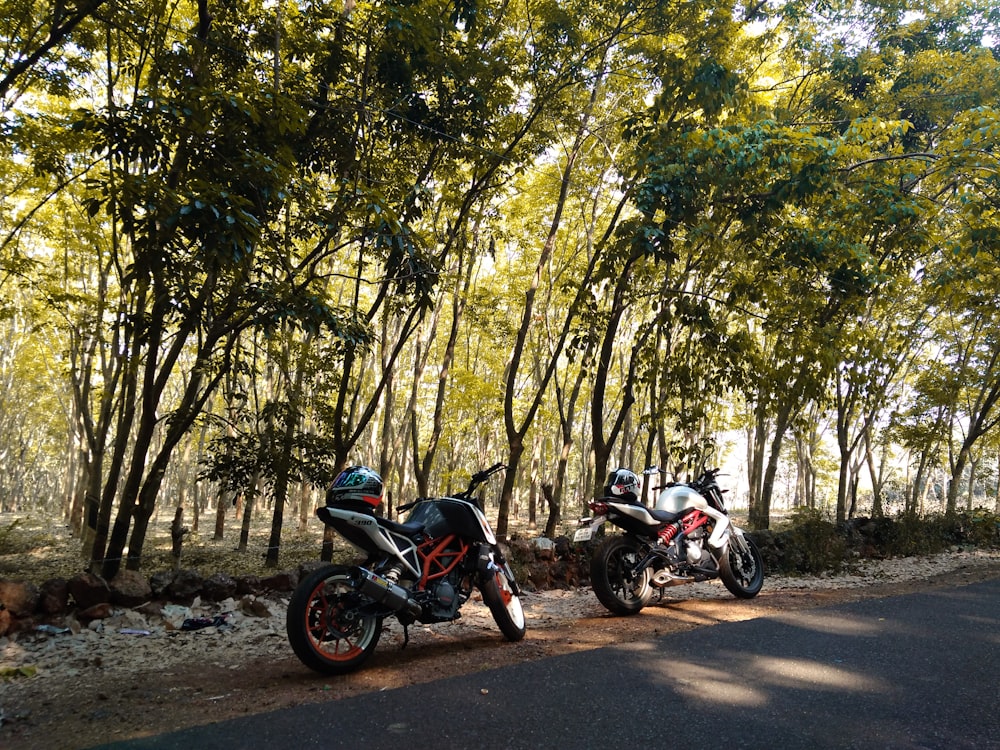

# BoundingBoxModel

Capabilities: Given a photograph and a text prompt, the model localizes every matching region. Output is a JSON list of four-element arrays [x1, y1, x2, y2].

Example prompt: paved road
[[92, 578, 1000, 750]]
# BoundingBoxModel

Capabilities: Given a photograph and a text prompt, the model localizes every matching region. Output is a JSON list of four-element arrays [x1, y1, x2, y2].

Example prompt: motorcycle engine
[[685, 529, 711, 565], [686, 541, 709, 565], [428, 578, 461, 620]]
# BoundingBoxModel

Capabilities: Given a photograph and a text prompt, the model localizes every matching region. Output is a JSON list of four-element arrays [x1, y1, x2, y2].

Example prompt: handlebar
[[396, 463, 507, 510], [396, 499, 424, 513], [470, 462, 507, 486], [457, 463, 507, 498]]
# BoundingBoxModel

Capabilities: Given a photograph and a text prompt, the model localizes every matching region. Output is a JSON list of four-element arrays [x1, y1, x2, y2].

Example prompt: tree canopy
[[2, 0, 1000, 571]]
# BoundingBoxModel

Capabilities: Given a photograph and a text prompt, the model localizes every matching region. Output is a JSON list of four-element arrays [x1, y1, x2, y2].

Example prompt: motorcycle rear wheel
[[286, 565, 383, 675], [481, 568, 527, 641], [590, 535, 652, 615], [718, 534, 764, 598]]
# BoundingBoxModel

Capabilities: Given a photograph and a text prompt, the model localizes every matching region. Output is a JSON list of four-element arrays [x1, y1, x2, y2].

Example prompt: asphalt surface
[[92, 578, 1000, 750]]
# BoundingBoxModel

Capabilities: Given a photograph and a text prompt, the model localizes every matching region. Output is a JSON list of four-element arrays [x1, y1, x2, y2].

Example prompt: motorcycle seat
[[649, 508, 684, 523], [378, 517, 426, 539]]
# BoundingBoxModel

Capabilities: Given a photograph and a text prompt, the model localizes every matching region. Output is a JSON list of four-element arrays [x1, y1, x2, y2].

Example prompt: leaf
[[0, 665, 38, 680]]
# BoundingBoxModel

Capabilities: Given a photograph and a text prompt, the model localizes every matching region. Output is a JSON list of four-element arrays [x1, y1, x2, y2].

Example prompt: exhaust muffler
[[353, 567, 422, 617]]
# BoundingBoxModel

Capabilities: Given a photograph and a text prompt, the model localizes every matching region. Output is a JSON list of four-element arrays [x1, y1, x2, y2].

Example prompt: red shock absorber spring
[[658, 522, 680, 546]]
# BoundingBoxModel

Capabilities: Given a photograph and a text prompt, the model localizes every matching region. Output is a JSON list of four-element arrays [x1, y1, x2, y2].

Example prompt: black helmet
[[604, 468, 639, 503], [327, 466, 384, 509]]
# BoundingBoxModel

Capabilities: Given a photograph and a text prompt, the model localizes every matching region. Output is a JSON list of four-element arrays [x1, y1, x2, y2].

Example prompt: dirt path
[[2, 550, 999, 750]]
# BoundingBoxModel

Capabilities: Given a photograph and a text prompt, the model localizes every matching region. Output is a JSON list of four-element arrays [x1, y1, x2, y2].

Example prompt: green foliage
[[885, 511, 1000, 554], [769, 507, 849, 574], [756, 509, 1000, 575], [4, 0, 1000, 571], [199, 410, 339, 496], [885, 514, 960, 556], [0, 665, 38, 680], [965, 509, 1000, 546]]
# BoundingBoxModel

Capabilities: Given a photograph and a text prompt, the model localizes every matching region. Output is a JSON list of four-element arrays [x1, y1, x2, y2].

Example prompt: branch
[[0, 0, 109, 101], [840, 152, 939, 173]]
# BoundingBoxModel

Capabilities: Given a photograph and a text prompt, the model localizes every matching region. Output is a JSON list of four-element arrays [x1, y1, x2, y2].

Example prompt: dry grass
[[0, 505, 565, 585]]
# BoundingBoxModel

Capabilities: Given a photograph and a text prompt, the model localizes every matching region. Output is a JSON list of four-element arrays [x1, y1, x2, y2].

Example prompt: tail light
[[589, 500, 609, 515]]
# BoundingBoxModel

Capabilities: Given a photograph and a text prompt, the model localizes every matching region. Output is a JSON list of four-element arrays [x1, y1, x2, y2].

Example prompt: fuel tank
[[655, 484, 710, 514]]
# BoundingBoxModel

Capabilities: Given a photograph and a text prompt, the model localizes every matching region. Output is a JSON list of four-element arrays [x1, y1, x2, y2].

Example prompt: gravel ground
[[2, 548, 1000, 750]]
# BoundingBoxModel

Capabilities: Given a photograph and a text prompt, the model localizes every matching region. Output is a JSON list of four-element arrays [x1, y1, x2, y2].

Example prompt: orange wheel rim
[[306, 586, 365, 661]]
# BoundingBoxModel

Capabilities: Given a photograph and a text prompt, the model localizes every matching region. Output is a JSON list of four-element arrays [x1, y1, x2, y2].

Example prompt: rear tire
[[286, 565, 383, 675], [481, 568, 526, 641], [589, 535, 652, 615], [718, 534, 764, 599]]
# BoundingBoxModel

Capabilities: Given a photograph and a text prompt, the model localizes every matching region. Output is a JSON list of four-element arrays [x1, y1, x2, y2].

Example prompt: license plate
[[573, 526, 593, 543]]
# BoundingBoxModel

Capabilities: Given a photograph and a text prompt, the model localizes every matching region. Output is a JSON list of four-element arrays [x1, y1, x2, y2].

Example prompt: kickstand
[[401, 623, 410, 650]]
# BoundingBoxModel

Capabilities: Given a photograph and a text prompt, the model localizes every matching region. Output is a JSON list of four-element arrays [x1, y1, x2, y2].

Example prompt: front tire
[[589, 535, 652, 615], [481, 568, 526, 641], [286, 565, 383, 675], [718, 534, 764, 598]]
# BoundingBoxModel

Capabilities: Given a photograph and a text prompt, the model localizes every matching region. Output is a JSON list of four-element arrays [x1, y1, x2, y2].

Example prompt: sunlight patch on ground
[[645, 659, 768, 706], [769, 611, 887, 636], [643, 654, 888, 706], [751, 655, 889, 693]]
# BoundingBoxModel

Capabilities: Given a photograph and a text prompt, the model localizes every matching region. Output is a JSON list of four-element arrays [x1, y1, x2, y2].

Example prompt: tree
[[934, 262, 1000, 514], [69, 1, 383, 576], [0, 0, 108, 104], [6, 0, 1000, 558]]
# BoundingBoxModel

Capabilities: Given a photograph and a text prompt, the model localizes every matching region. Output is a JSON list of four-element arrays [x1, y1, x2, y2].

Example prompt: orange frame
[[417, 534, 470, 589]]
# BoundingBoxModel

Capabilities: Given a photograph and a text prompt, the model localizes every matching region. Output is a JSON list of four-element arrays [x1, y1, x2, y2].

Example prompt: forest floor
[[1, 546, 999, 750]]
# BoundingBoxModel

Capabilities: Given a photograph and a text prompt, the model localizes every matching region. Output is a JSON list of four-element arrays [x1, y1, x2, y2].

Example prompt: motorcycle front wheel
[[481, 567, 527, 641], [718, 534, 764, 598], [589, 535, 652, 615], [286, 565, 383, 675]]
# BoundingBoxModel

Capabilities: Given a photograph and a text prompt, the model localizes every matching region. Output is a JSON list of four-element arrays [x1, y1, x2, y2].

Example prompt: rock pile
[[0, 536, 591, 637], [509, 535, 591, 590], [0, 566, 307, 637]]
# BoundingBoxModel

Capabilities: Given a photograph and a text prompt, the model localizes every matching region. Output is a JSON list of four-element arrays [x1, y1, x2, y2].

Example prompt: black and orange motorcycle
[[286, 463, 525, 674]]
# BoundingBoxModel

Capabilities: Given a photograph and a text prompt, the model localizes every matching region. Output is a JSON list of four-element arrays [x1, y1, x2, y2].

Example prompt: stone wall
[[0, 566, 307, 637]]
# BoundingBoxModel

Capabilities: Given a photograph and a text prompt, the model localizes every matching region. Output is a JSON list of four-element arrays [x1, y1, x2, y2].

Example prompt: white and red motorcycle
[[575, 467, 764, 615], [287, 463, 525, 674]]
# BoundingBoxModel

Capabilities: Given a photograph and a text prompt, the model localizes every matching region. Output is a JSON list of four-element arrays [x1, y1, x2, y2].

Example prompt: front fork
[[722, 526, 752, 564], [477, 544, 521, 595]]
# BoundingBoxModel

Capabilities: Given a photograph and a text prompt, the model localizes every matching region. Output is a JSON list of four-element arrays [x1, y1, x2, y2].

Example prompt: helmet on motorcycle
[[326, 466, 384, 509], [604, 468, 639, 503]]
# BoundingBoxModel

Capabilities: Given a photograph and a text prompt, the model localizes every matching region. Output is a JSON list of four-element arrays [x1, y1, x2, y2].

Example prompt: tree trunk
[[994, 451, 1000, 513], [549, 347, 590, 531], [239, 472, 261, 552], [213, 488, 229, 540], [495, 440, 525, 539], [528, 434, 541, 531], [170, 505, 187, 570], [864, 425, 885, 518], [966, 454, 979, 511], [751, 403, 793, 530], [947, 442, 971, 516], [267, 331, 311, 569], [496, 59, 617, 539], [266, 412, 295, 568], [542, 483, 559, 539], [746, 411, 768, 525], [320, 526, 336, 563], [746, 411, 768, 529], [589, 254, 643, 497]]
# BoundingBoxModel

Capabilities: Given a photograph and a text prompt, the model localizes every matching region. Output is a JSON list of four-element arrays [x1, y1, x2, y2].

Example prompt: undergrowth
[[753, 508, 1000, 575]]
